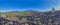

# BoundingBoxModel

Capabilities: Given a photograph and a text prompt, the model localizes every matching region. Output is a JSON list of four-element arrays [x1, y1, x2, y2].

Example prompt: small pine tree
[[52, 7, 55, 11]]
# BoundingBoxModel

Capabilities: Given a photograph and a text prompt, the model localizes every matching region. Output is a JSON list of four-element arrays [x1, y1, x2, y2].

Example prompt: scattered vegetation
[[19, 12, 25, 16], [21, 18, 27, 23], [9, 12, 14, 19]]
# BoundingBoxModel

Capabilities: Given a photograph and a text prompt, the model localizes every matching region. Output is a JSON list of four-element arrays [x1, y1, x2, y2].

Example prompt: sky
[[0, 0, 60, 12]]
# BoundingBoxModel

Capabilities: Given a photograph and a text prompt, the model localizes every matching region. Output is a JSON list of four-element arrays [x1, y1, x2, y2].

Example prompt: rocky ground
[[0, 10, 60, 25]]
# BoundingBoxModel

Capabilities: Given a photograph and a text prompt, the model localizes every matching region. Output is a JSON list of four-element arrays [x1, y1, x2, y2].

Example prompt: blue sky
[[0, 0, 60, 12]]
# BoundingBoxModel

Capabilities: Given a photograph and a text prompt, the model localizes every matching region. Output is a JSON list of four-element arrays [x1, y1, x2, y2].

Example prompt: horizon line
[[0, 9, 60, 12]]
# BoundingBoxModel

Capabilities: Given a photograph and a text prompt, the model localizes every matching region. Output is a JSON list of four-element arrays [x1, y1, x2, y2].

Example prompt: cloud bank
[[55, 5, 60, 10]]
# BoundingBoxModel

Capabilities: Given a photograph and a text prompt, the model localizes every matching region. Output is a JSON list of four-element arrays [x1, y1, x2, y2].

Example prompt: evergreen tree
[[52, 7, 55, 11]]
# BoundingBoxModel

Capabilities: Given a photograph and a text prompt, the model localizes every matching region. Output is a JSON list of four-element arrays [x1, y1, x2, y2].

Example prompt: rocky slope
[[0, 10, 60, 25]]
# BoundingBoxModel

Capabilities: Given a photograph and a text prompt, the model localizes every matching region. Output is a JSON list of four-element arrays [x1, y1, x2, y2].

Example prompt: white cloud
[[55, 5, 60, 10]]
